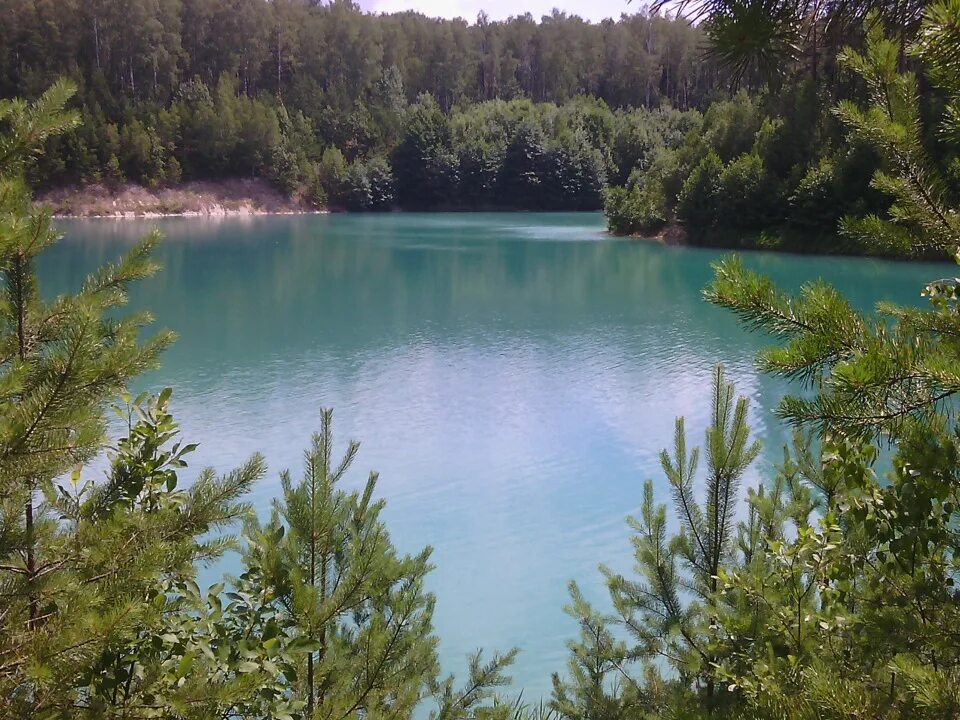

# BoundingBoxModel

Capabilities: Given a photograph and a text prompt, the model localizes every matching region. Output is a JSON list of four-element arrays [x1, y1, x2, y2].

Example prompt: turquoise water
[[43, 212, 953, 699]]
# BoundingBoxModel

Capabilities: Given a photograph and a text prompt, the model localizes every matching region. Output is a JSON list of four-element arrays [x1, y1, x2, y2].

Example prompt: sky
[[358, 0, 644, 23]]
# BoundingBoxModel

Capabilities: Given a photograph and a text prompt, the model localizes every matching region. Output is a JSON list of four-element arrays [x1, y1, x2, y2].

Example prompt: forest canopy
[[1, 0, 720, 211]]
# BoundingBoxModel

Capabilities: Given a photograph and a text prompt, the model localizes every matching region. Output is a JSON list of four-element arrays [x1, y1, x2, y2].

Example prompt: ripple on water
[[45, 212, 956, 701]]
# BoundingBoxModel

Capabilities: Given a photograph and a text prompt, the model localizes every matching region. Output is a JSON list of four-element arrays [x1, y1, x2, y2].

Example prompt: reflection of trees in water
[[41, 214, 947, 500], [43, 216, 949, 379]]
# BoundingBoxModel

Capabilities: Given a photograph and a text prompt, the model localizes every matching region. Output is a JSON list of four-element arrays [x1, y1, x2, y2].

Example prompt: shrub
[[457, 142, 502, 207], [677, 151, 723, 226], [605, 180, 668, 235], [343, 162, 373, 210], [715, 153, 778, 229], [341, 156, 395, 211], [391, 95, 458, 209], [498, 122, 549, 209], [788, 157, 841, 229], [701, 92, 762, 162], [317, 147, 349, 206], [365, 156, 396, 210], [269, 142, 302, 195]]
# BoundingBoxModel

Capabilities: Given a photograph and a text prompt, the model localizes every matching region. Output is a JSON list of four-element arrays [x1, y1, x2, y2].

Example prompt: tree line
[[1, 0, 727, 211], [605, 0, 960, 256]]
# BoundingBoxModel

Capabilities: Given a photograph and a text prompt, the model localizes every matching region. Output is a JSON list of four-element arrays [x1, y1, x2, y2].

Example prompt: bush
[[119, 120, 171, 188], [498, 122, 549, 209], [610, 107, 702, 185], [715, 153, 778, 229], [365, 156, 395, 210], [788, 157, 841, 229], [457, 142, 502, 207], [343, 163, 373, 210], [269, 142, 302, 195], [605, 180, 668, 235], [341, 156, 395, 211], [317, 147, 349, 206], [676, 151, 723, 227], [701, 92, 762, 163], [543, 134, 607, 211], [391, 95, 458, 209]]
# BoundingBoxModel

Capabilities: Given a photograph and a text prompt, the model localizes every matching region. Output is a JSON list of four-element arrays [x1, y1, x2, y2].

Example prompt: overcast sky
[[358, 0, 642, 23]]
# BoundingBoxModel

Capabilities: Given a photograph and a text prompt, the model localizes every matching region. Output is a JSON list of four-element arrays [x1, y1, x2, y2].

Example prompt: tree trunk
[[13, 253, 38, 629], [25, 497, 36, 628], [277, 22, 283, 98], [93, 17, 101, 69], [307, 460, 318, 718]]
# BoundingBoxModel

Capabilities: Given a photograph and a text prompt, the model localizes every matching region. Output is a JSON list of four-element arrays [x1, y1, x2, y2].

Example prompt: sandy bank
[[37, 179, 325, 218]]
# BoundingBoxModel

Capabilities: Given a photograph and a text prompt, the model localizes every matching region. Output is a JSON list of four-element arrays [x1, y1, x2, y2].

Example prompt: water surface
[[43, 212, 952, 698]]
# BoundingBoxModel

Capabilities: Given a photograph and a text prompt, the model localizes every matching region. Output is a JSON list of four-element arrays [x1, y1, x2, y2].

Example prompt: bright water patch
[[43, 212, 954, 699]]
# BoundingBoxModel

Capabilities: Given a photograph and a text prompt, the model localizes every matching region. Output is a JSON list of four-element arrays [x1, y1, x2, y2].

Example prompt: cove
[[42, 212, 954, 700]]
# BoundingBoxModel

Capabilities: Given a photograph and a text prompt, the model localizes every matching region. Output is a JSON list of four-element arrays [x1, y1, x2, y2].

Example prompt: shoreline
[[51, 208, 330, 219], [36, 179, 323, 219], [613, 220, 947, 261]]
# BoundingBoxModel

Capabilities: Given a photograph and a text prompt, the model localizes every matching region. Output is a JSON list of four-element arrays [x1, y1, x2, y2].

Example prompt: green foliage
[[0, 79, 524, 720], [317, 147, 350, 207], [555, 328, 960, 720], [457, 141, 503, 208], [51, 393, 275, 718], [558, 9, 960, 720], [244, 408, 438, 718], [392, 96, 459, 209], [0, 81, 169, 495], [4, 2, 720, 205], [834, 11, 960, 256], [699, 92, 763, 164], [498, 122, 551, 209], [544, 134, 606, 211], [430, 649, 523, 720], [0, 81, 275, 718], [604, 183, 667, 236], [552, 366, 761, 717], [609, 107, 701, 186], [715, 153, 777, 229], [341, 155, 396, 211], [599, 11, 950, 253], [705, 4, 960, 437], [677, 151, 723, 226], [788, 157, 843, 229]]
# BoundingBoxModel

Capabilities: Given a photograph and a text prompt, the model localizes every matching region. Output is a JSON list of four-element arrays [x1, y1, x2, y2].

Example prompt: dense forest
[[2, 0, 722, 211], [5, 2, 958, 253], [604, 0, 960, 255]]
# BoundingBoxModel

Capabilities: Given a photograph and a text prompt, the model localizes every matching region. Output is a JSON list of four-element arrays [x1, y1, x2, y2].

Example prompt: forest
[[2, 0, 717, 212], [6, 1, 956, 254], [4, 0, 960, 718]]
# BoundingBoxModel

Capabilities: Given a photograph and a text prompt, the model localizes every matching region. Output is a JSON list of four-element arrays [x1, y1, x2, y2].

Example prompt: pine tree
[[693, 5, 960, 716], [0, 82, 272, 717], [704, 2, 960, 441], [48, 392, 273, 718], [552, 365, 761, 717], [245, 408, 439, 720], [0, 77, 164, 645]]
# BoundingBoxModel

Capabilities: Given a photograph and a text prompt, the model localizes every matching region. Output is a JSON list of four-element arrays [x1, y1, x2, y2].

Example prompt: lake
[[44, 212, 953, 700]]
